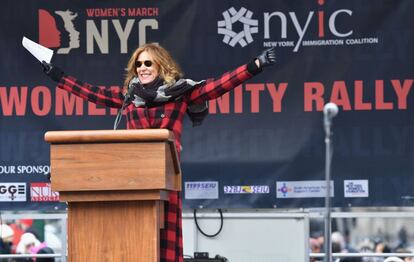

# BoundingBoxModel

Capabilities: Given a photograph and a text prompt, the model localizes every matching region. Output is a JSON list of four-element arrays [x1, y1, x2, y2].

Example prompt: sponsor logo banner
[[217, 3, 379, 52], [38, 7, 160, 55], [276, 181, 334, 198], [344, 180, 369, 198], [0, 183, 26, 202], [223, 185, 270, 194], [217, 7, 259, 47], [30, 183, 60, 202], [184, 181, 219, 200]]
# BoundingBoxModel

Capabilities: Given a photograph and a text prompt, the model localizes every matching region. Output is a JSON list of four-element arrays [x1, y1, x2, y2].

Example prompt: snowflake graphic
[[217, 7, 259, 47]]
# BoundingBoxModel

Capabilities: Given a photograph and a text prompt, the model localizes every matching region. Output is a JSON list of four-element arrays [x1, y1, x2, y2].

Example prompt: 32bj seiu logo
[[38, 9, 80, 54]]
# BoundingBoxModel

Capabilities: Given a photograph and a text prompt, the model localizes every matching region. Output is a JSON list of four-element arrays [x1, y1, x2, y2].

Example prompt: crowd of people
[[0, 219, 56, 261], [2, 218, 413, 261], [310, 231, 414, 262]]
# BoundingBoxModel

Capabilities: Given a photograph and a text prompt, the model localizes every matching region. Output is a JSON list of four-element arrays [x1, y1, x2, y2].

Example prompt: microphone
[[323, 102, 338, 118], [125, 76, 139, 99], [323, 102, 338, 135], [113, 77, 138, 130]]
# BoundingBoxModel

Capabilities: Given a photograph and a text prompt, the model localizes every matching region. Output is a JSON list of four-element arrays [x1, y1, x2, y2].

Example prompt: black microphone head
[[126, 76, 139, 98]]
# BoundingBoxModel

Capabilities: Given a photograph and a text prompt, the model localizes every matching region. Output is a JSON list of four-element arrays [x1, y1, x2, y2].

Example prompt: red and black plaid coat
[[57, 62, 261, 262]]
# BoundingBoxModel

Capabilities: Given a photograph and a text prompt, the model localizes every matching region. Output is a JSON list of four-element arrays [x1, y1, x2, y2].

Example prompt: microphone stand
[[323, 115, 334, 262], [113, 99, 128, 130], [113, 83, 135, 130]]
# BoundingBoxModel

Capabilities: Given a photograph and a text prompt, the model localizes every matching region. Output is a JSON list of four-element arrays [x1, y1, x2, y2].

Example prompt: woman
[[42, 43, 276, 262]]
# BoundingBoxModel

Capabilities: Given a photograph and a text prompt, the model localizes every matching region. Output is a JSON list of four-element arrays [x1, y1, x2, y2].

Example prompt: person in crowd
[[372, 239, 392, 262], [395, 248, 414, 262], [36, 246, 55, 262], [357, 238, 376, 262], [41, 43, 276, 262], [383, 257, 404, 262], [396, 227, 409, 250], [0, 224, 14, 254], [9, 219, 34, 254], [331, 231, 362, 262], [15, 232, 53, 262], [310, 237, 323, 262]]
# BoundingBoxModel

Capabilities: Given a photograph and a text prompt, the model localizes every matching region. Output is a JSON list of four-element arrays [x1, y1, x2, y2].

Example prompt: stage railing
[[0, 212, 67, 262], [2, 210, 414, 262]]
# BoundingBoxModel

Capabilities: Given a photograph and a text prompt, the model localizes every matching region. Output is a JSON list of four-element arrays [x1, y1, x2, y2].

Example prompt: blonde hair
[[123, 43, 183, 90]]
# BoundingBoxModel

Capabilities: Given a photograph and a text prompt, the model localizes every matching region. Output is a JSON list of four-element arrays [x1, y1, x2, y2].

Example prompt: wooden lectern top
[[45, 129, 181, 200], [44, 129, 175, 144]]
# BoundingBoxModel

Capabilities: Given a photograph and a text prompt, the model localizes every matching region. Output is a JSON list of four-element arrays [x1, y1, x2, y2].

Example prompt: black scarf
[[128, 77, 208, 127]]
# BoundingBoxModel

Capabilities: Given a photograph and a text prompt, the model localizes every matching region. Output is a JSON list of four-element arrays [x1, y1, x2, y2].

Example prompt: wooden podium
[[44, 129, 181, 262]]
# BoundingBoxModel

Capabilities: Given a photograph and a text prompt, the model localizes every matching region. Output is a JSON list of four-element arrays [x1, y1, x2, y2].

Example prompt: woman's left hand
[[255, 47, 276, 68]]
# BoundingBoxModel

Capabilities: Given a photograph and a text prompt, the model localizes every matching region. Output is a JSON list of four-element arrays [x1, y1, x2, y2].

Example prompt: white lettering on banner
[[0, 166, 50, 175], [346, 38, 379, 45], [17, 165, 50, 175], [86, 19, 159, 54], [86, 20, 109, 54], [328, 10, 353, 37], [0, 183, 26, 202], [0, 166, 16, 174], [264, 9, 355, 52]]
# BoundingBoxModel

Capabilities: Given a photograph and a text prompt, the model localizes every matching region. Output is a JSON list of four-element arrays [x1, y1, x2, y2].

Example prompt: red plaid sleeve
[[58, 75, 124, 108], [189, 63, 258, 103]]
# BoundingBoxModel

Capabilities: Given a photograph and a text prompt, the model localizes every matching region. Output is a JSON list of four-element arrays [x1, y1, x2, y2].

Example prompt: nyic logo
[[39, 9, 80, 54], [217, 0, 378, 52], [217, 7, 258, 47]]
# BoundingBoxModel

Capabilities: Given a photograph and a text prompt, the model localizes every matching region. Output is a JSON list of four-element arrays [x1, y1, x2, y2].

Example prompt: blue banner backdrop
[[0, 0, 413, 210]]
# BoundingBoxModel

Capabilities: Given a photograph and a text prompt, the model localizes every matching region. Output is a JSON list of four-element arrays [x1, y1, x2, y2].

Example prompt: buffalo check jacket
[[57, 62, 261, 262]]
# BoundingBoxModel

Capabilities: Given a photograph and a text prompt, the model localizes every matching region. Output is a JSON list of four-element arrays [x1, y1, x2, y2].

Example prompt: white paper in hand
[[22, 36, 54, 63]]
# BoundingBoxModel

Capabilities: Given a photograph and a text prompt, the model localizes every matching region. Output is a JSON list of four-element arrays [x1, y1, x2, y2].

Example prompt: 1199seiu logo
[[38, 7, 159, 54], [184, 181, 219, 200], [217, 0, 378, 52], [0, 183, 26, 202]]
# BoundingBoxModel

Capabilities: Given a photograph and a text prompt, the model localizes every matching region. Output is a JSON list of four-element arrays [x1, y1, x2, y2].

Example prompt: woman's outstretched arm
[[189, 48, 276, 103], [42, 62, 124, 108]]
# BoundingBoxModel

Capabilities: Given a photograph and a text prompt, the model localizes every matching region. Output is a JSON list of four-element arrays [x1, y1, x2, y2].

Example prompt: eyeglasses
[[135, 60, 153, 68]]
